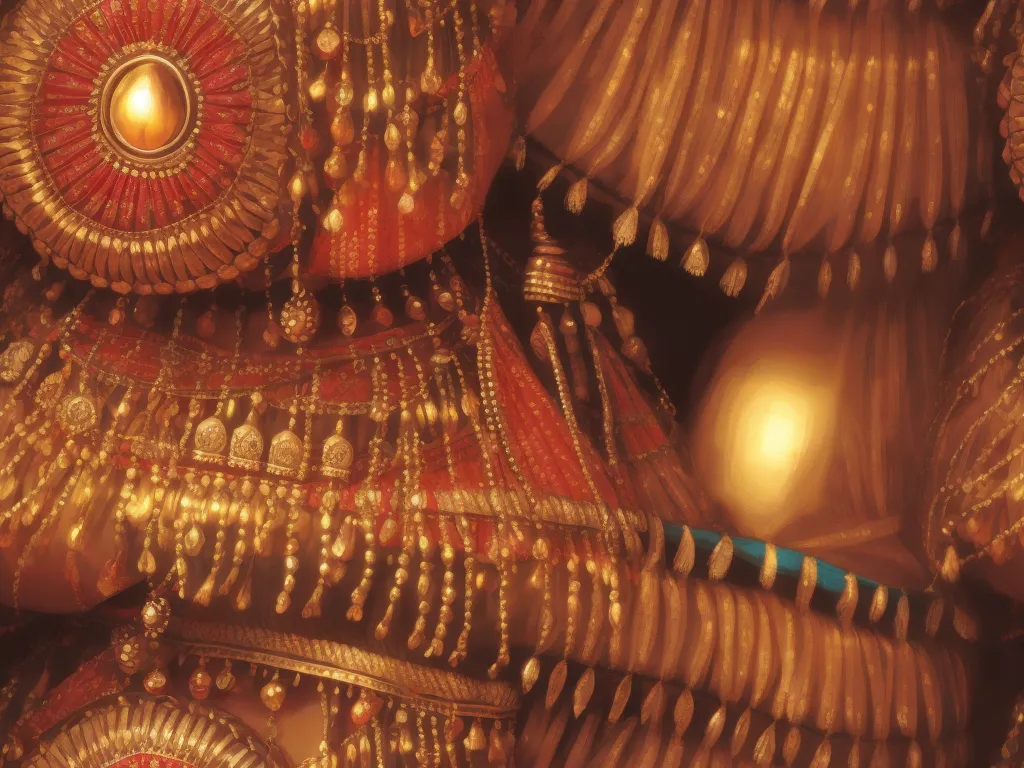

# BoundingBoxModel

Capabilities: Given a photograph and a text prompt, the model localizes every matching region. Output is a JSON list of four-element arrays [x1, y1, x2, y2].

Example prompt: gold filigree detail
[[23, 694, 282, 767], [167, 620, 519, 718]]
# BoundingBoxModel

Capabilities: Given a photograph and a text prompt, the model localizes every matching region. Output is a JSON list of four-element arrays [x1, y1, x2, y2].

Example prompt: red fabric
[[20, 651, 124, 739], [307, 47, 514, 277], [33, 0, 254, 232]]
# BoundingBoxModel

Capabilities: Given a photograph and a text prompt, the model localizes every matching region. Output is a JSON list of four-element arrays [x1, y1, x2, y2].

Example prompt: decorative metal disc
[[0, 0, 289, 294], [23, 695, 281, 767]]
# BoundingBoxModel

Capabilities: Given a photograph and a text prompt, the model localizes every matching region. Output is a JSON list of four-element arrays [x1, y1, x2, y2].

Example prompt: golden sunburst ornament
[[0, 0, 290, 295], [23, 695, 282, 767]]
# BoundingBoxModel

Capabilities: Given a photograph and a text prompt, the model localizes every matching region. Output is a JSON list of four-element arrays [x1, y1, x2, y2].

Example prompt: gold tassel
[[796, 557, 817, 612], [953, 603, 977, 640], [193, 571, 216, 607], [782, 725, 802, 767], [948, 221, 965, 261], [545, 659, 568, 709], [521, 656, 541, 694], [756, 259, 791, 314], [719, 258, 747, 297], [981, 206, 994, 241], [921, 233, 938, 273], [849, 738, 861, 768], [302, 584, 324, 619], [847, 251, 862, 290], [674, 689, 695, 733], [894, 594, 910, 642], [883, 243, 898, 283], [566, 177, 588, 214], [869, 585, 888, 623], [648, 218, 670, 261], [613, 206, 640, 248], [645, 515, 665, 571], [906, 741, 923, 768], [703, 705, 726, 749], [511, 135, 527, 171], [682, 237, 710, 276], [673, 526, 695, 577], [925, 596, 944, 637], [940, 546, 960, 582], [810, 737, 832, 768], [760, 544, 777, 590], [753, 723, 776, 766], [837, 573, 858, 627], [708, 535, 734, 581], [731, 709, 752, 757], [573, 668, 595, 717], [609, 674, 632, 724], [641, 681, 665, 725], [235, 568, 252, 611], [538, 163, 564, 191], [817, 259, 832, 298]]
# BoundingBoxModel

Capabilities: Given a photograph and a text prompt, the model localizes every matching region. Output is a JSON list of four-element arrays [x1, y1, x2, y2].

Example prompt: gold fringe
[[719, 258, 747, 297], [753, 723, 776, 766], [817, 259, 833, 299], [869, 585, 888, 623], [512, 135, 527, 171], [573, 668, 595, 717], [673, 526, 695, 577], [703, 704, 726, 749], [609, 674, 632, 724], [538, 163, 565, 191], [782, 725, 802, 767], [837, 573, 858, 627], [648, 218, 670, 261], [681, 237, 709, 276], [521, 656, 541, 694], [948, 221, 965, 261], [796, 556, 817, 612], [883, 243, 898, 283], [545, 659, 568, 709], [847, 251, 862, 290], [810, 737, 832, 768], [566, 177, 589, 214], [894, 594, 910, 642], [613, 206, 640, 248], [640, 681, 665, 725], [953, 603, 977, 641], [756, 259, 791, 314], [708, 535, 734, 581], [940, 545, 960, 583], [730, 708, 751, 757], [673, 689, 695, 734], [925, 596, 944, 637], [760, 543, 777, 590], [920, 233, 938, 273], [645, 515, 665, 571]]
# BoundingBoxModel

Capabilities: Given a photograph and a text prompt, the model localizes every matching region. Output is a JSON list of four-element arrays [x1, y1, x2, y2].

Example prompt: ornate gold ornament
[[0, 340, 34, 383], [0, 0, 289, 295], [320, 420, 354, 480], [22, 695, 282, 768], [193, 415, 229, 463], [267, 428, 302, 476]]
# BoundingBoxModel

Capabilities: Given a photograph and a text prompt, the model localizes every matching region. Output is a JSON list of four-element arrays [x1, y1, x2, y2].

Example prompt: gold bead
[[260, 680, 287, 711]]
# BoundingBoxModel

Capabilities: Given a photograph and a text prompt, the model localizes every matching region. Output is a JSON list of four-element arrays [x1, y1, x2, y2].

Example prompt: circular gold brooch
[[23, 694, 282, 767], [0, 0, 290, 295]]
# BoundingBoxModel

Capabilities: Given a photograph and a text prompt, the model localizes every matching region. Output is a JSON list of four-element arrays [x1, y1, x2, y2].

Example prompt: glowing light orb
[[108, 59, 189, 153], [694, 313, 838, 539]]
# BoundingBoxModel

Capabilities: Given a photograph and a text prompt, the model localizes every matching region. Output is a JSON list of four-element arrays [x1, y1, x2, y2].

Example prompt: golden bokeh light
[[108, 59, 188, 153], [694, 313, 838, 540]]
